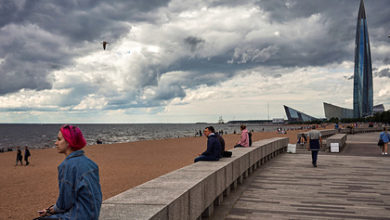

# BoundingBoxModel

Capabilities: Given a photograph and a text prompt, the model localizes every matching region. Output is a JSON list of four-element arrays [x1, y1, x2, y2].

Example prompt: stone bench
[[296, 129, 337, 152], [326, 133, 347, 152], [99, 137, 288, 220]]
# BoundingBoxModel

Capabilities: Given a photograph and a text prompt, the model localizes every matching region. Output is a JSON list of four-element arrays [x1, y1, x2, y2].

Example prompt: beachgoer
[[215, 132, 225, 157], [194, 126, 222, 162], [379, 127, 390, 155], [234, 125, 249, 148], [16, 149, 23, 166], [307, 126, 322, 167], [24, 146, 31, 166], [37, 125, 102, 220]]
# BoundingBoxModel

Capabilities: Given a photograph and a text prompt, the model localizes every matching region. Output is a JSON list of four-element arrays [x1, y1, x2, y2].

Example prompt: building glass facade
[[284, 105, 318, 122], [353, 0, 373, 118]]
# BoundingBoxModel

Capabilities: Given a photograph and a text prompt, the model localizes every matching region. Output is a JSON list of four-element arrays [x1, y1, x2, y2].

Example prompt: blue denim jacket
[[380, 131, 390, 143], [50, 150, 102, 220]]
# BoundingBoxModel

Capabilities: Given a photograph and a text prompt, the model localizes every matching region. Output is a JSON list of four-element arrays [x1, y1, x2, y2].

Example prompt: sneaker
[[382, 152, 385, 155], [385, 152, 388, 155]]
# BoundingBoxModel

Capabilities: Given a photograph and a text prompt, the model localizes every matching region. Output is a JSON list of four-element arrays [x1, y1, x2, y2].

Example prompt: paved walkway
[[222, 132, 390, 220]]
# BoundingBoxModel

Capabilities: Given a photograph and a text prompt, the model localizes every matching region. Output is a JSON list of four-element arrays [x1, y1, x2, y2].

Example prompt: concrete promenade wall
[[296, 129, 337, 151], [99, 137, 288, 220], [339, 126, 389, 134]]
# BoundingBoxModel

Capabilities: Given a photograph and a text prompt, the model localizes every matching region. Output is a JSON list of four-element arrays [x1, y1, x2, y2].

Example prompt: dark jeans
[[311, 150, 318, 165], [194, 155, 219, 163], [25, 157, 29, 165], [33, 217, 60, 220]]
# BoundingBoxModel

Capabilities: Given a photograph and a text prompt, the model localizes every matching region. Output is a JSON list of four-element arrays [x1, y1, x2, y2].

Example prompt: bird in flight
[[102, 41, 109, 50]]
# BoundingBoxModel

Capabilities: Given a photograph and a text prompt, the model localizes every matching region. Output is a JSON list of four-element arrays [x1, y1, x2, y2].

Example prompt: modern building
[[373, 104, 385, 114], [353, 0, 373, 118], [324, 102, 385, 120], [284, 105, 318, 122], [323, 102, 354, 120], [323, 0, 383, 119]]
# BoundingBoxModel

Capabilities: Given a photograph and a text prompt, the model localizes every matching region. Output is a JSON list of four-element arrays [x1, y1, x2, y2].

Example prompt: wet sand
[[0, 128, 311, 220]]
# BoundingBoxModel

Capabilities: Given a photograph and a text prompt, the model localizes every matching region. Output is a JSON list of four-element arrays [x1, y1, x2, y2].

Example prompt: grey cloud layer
[[0, 0, 169, 95], [1, 0, 389, 111]]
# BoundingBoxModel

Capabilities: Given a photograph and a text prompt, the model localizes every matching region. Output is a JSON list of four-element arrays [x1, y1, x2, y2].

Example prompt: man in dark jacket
[[24, 146, 31, 166], [194, 126, 222, 162]]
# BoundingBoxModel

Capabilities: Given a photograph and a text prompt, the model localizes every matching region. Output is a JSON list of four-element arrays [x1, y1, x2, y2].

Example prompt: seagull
[[102, 41, 109, 50]]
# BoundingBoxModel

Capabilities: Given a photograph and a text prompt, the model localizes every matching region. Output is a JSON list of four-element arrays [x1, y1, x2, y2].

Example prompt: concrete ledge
[[326, 133, 347, 152], [296, 129, 337, 152], [99, 137, 288, 220], [339, 127, 389, 134]]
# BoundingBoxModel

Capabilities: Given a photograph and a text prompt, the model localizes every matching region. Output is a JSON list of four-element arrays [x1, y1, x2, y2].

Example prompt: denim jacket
[[380, 131, 390, 143], [50, 150, 102, 220]]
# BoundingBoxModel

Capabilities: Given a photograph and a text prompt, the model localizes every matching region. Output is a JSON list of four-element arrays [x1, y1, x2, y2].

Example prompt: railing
[[99, 137, 288, 220]]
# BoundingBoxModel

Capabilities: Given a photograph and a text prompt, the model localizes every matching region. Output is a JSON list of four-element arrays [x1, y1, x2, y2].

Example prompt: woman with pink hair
[[37, 125, 102, 220]]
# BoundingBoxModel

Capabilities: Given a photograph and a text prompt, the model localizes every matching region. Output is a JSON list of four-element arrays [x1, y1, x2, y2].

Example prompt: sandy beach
[[0, 128, 313, 220]]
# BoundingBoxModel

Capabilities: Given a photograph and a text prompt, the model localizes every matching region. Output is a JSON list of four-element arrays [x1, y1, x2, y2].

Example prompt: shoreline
[[0, 123, 313, 151], [0, 128, 315, 219]]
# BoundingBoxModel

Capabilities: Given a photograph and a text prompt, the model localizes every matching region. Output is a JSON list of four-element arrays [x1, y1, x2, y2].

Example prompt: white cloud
[[1, 0, 389, 123]]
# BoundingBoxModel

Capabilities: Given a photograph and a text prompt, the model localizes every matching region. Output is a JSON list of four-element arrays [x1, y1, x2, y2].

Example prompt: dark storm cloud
[[165, 0, 390, 85], [375, 68, 390, 78], [2, 0, 390, 111], [0, 0, 169, 95]]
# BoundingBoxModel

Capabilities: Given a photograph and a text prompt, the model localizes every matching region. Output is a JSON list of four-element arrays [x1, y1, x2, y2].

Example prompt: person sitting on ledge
[[36, 125, 102, 220], [234, 125, 249, 148], [194, 126, 222, 163]]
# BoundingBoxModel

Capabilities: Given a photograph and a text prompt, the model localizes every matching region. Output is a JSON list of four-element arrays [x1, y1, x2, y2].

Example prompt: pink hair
[[60, 125, 87, 150]]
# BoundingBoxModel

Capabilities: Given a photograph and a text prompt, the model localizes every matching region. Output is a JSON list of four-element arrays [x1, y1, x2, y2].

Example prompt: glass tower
[[353, 0, 373, 118]]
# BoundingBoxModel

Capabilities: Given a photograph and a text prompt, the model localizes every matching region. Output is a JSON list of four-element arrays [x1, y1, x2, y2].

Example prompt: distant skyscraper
[[353, 0, 373, 118]]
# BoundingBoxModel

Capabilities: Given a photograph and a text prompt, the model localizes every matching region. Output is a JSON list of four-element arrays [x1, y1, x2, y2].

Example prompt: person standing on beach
[[24, 146, 31, 166], [379, 127, 389, 155], [194, 126, 222, 162], [15, 148, 23, 166], [37, 125, 102, 220], [307, 126, 322, 167], [234, 125, 249, 148]]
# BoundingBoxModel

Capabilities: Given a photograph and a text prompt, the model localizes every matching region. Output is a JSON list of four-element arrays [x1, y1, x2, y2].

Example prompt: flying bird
[[102, 41, 109, 50]]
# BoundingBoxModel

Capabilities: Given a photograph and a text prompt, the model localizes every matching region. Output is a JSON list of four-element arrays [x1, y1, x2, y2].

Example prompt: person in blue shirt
[[194, 126, 222, 162], [379, 127, 390, 155], [37, 125, 102, 220]]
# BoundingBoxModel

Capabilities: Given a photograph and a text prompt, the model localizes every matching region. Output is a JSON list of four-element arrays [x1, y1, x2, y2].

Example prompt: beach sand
[[0, 128, 314, 219]]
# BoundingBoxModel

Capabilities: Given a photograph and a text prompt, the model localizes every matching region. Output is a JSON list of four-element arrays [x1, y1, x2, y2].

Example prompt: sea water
[[0, 123, 295, 150]]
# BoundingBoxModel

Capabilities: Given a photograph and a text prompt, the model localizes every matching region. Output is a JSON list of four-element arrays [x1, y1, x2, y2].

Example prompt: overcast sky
[[0, 0, 389, 123]]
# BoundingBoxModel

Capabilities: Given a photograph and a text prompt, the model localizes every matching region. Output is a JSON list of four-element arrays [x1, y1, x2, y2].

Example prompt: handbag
[[378, 139, 384, 146], [222, 151, 232, 157]]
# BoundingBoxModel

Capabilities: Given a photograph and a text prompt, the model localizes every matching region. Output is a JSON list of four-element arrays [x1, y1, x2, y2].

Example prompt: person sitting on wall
[[234, 125, 249, 148], [194, 126, 222, 162]]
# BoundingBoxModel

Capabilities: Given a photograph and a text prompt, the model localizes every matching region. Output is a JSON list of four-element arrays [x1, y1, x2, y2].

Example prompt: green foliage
[[329, 110, 390, 124]]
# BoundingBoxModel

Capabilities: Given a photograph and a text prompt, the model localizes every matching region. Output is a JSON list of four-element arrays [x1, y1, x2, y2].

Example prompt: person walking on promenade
[[234, 125, 249, 148], [307, 126, 322, 167], [194, 126, 222, 162], [16, 148, 23, 166], [37, 125, 102, 220], [24, 146, 31, 166], [379, 127, 390, 155]]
